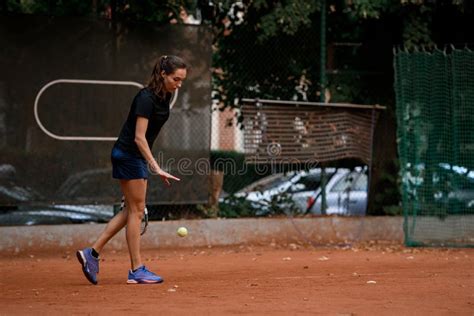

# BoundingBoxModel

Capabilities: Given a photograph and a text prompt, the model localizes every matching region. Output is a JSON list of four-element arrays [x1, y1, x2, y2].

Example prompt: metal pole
[[320, 0, 327, 102], [320, 0, 328, 214]]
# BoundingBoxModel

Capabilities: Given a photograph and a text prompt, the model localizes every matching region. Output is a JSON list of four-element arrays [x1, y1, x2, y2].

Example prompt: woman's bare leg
[[92, 205, 129, 253], [120, 178, 147, 270]]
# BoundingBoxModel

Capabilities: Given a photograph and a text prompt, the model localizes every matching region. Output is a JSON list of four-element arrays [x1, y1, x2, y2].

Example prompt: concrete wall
[[0, 217, 404, 254]]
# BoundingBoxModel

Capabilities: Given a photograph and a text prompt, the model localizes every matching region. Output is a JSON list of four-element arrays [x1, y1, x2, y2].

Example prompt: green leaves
[[257, 0, 318, 41], [345, 0, 392, 19], [402, 7, 434, 49]]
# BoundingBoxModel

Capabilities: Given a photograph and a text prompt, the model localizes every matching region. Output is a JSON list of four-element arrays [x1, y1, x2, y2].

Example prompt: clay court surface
[[1, 243, 473, 315]]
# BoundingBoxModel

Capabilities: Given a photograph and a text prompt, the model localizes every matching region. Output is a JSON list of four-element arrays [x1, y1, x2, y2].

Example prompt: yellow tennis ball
[[177, 226, 188, 237]]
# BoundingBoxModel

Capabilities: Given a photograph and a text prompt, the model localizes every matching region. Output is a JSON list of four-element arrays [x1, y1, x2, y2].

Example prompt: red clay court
[[1, 243, 473, 315]]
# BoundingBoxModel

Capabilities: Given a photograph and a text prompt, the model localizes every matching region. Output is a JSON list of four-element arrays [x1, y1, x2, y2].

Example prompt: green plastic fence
[[394, 48, 474, 247]]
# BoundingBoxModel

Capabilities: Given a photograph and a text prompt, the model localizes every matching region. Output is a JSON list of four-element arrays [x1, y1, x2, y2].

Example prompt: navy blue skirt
[[111, 146, 149, 179]]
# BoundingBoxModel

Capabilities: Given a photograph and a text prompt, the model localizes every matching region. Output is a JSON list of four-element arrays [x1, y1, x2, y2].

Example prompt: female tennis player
[[77, 55, 186, 285]]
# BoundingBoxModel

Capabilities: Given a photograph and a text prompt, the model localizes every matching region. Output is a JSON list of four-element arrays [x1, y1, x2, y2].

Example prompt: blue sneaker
[[76, 248, 99, 285], [127, 266, 163, 284]]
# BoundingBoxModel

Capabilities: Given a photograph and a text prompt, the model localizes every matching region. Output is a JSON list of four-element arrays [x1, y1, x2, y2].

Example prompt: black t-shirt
[[115, 88, 171, 158]]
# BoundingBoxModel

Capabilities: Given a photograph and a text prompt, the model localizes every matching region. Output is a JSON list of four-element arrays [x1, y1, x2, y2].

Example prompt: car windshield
[[291, 174, 323, 192], [241, 173, 294, 192], [257, 175, 293, 191]]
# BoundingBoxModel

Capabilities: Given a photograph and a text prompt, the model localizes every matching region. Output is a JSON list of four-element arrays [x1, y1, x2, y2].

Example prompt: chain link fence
[[208, 20, 391, 218], [0, 10, 395, 224], [0, 15, 212, 224]]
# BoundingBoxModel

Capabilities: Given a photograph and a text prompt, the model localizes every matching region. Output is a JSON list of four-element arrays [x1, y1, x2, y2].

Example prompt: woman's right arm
[[134, 116, 180, 185], [134, 116, 156, 167]]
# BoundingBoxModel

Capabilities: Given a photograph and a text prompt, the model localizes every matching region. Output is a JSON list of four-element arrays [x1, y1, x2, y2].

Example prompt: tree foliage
[[2, 0, 192, 23], [206, 0, 471, 108]]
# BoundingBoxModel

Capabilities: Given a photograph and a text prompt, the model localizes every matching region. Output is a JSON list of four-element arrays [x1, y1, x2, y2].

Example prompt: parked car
[[0, 204, 114, 226], [56, 168, 120, 203], [306, 167, 368, 216], [235, 167, 368, 216], [0, 164, 44, 204], [0, 164, 115, 226]]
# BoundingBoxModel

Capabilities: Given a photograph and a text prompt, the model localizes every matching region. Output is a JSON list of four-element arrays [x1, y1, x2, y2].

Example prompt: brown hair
[[147, 55, 187, 99]]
